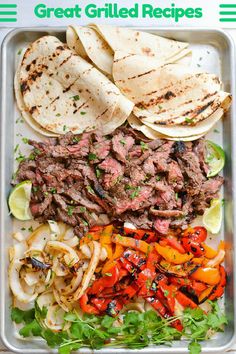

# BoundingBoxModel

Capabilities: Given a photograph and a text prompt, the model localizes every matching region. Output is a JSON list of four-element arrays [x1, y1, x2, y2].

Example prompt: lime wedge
[[203, 199, 222, 234], [8, 181, 32, 220], [206, 140, 225, 178]]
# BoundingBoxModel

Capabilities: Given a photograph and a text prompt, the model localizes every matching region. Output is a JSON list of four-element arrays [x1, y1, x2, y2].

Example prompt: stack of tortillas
[[67, 24, 232, 141], [15, 36, 134, 136]]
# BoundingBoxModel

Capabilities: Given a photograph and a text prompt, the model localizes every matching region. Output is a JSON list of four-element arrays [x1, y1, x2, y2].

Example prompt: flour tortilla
[[128, 115, 205, 141], [113, 56, 231, 126], [67, 24, 191, 75], [67, 25, 113, 75], [15, 36, 133, 136], [14, 63, 58, 137], [142, 107, 230, 138]]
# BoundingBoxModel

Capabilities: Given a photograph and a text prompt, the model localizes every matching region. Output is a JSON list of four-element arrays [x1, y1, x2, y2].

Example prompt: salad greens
[[11, 301, 227, 354]]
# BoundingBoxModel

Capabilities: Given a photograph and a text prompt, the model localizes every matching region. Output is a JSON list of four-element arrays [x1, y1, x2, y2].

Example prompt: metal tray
[[1, 27, 236, 354]]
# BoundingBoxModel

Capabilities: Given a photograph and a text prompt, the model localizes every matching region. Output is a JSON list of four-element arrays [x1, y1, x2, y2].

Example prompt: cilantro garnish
[[10, 300, 227, 354], [88, 153, 97, 161]]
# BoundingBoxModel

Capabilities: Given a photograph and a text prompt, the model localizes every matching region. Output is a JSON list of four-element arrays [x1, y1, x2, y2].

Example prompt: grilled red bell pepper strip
[[89, 264, 120, 294], [146, 297, 183, 332], [182, 237, 205, 257], [189, 280, 207, 296], [91, 298, 111, 312], [169, 277, 191, 287], [122, 249, 146, 270], [124, 228, 157, 243], [123, 284, 139, 300], [159, 283, 176, 314], [146, 297, 167, 317], [105, 299, 123, 317], [119, 257, 135, 273], [182, 227, 207, 257], [175, 291, 198, 309], [79, 293, 99, 315], [183, 226, 207, 243], [146, 249, 160, 270], [165, 235, 186, 254]]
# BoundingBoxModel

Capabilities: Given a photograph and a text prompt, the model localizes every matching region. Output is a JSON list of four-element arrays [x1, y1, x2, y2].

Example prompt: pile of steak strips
[[16, 127, 223, 236]]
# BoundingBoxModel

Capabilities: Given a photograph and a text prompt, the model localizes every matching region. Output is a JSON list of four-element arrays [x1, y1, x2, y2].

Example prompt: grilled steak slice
[[16, 128, 223, 235]]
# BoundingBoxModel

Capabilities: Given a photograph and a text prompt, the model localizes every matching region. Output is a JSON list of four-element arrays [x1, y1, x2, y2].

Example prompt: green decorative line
[[220, 11, 236, 14], [0, 11, 17, 15], [0, 4, 17, 8], [220, 18, 236, 21], [0, 18, 17, 22], [219, 4, 236, 8]]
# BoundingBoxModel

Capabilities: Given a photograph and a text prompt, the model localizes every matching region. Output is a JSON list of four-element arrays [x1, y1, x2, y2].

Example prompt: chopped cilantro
[[67, 206, 75, 216], [86, 185, 95, 194], [156, 175, 161, 181], [214, 129, 220, 133], [16, 117, 24, 124], [33, 186, 40, 193], [72, 136, 80, 143], [185, 117, 194, 124], [120, 139, 126, 145], [88, 153, 97, 161], [15, 152, 26, 163], [63, 125, 67, 132], [12, 171, 17, 180], [95, 168, 102, 178], [80, 207, 86, 213], [80, 111, 86, 115], [175, 192, 179, 200], [158, 105, 163, 110], [71, 95, 80, 101], [22, 137, 29, 144], [82, 219, 89, 226], [14, 144, 19, 153], [130, 186, 141, 199], [56, 113, 61, 117], [140, 141, 148, 152], [50, 187, 57, 194], [17, 49, 22, 55], [28, 226, 33, 233], [163, 290, 169, 297]]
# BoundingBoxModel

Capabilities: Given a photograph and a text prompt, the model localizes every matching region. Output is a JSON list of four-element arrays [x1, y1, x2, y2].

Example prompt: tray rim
[[1, 26, 236, 354]]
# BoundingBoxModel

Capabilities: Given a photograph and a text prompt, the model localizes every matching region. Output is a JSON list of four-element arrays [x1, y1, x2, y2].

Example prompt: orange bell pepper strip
[[192, 257, 204, 265], [209, 265, 226, 300], [198, 285, 214, 303], [80, 231, 100, 245], [155, 243, 193, 265], [102, 260, 117, 274], [100, 224, 113, 244], [191, 267, 221, 285], [102, 244, 113, 259], [111, 234, 152, 254], [202, 243, 218, 259], [112, 244, 124, 260]]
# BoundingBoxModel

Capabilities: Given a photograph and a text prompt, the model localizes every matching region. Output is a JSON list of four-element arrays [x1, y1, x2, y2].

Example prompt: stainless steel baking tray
[[1, 27, 236, 354]]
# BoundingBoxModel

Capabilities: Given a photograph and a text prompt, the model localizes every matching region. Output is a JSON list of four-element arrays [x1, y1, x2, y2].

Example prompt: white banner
[[0, 0, 236, 28]]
